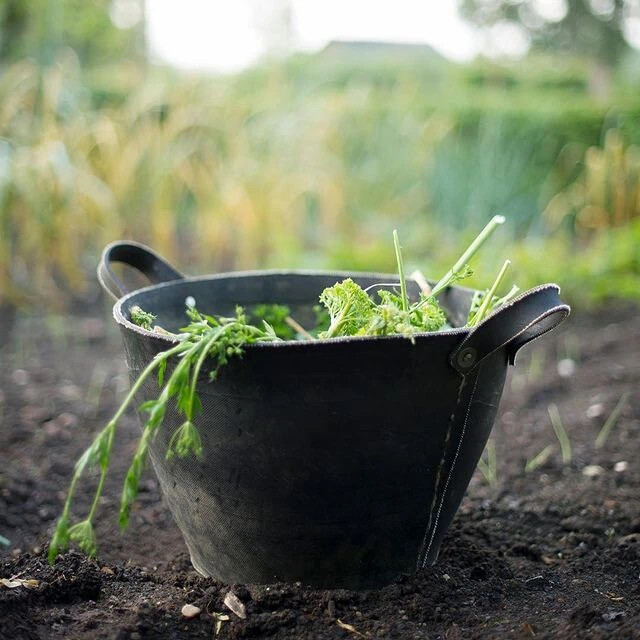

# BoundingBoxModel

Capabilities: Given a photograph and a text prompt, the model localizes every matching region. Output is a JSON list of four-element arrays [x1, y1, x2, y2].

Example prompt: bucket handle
[[98, 241, 184, 301], [449, 284, 570, 375]]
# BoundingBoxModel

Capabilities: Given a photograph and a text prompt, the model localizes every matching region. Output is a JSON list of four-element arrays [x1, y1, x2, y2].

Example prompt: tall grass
[[544, 129, 640, 233], [1, 54, 639, 309]]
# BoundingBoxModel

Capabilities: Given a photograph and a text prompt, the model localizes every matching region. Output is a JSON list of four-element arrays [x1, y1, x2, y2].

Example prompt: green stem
[[59, 467, 82, 523], [187, 326, 227, 420], [393, 229, 408, 312], [114, 342, 188, 424], [86, 424, 115, 523], [325, 305, 350, 339], [431, 215, 505, 297], [186, 323, 271, 415], [468, 259, 511, 327], [56, 342, 187, 533]]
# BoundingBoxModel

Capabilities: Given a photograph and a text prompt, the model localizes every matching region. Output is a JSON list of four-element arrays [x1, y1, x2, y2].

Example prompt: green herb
[[431, 214, 505, 298], [49, 306, 281, 563], [318, 216, 508, 339], [51, 215, 516, 563], [250, 304, 295, 340], [357, 289, 447, 338], [318, 278, 375, 339], [466, 260, 519, 327], [130, 305, 156, 330]]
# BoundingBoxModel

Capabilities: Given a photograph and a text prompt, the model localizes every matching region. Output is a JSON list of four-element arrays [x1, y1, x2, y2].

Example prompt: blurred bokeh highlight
[[1, 0, 639, 312]]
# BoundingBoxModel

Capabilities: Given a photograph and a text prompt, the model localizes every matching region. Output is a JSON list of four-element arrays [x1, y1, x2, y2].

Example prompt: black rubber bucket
[[99, 241, 569, 589]]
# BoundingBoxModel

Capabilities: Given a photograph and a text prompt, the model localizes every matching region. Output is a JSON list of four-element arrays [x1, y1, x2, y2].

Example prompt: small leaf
[[177, 378, 192, 414], [143, 401, 166, 431], [130, 306, 156, 330], [119, 447, 148, 530], [73, 445, 94, 474], [212, 612, 230, 635], [157, 359, 167, 387], [69, 520, 97, 557], [168, 364, 189, 398], [48, 514, 71, 564], [167, 422, 203, 460], [191, 392, 203, 416]]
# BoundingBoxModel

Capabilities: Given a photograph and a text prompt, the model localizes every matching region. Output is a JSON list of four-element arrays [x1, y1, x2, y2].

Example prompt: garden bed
[[1, 304, 639, 639]]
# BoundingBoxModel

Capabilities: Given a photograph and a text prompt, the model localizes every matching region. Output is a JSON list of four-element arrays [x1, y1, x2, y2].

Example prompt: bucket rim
[[111, 268, 475, 348]]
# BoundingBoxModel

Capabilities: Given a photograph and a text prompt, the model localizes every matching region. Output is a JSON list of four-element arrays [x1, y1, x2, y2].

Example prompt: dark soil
[[1, 303, 639, 639]]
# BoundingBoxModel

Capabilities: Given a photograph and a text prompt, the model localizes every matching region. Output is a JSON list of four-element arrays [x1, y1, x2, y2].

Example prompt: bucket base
[[190, 554, 209, 579]]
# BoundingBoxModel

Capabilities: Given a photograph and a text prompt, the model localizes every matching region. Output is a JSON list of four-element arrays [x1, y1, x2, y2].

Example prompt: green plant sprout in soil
[[49, 215, 518, 563]]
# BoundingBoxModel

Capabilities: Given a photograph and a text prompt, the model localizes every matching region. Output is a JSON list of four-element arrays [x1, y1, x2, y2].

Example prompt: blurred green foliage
[[460, 0, 635, 67], [0, 41, 639, 309], [0, 0, 144, 67]]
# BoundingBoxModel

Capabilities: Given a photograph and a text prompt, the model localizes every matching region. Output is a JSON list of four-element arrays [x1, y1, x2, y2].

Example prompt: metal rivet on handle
[[457, 347, 477, 369]]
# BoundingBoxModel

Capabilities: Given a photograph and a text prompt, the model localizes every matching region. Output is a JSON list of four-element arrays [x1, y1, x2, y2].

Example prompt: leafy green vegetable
[[129, 305, 156, 330], [49, 306, 281, 564], [311, 305, 330, 336], [50, 215, 517, 564], [318, 278, 375, 338], [317, 216, 509, 339], [250, 304, 295, 340], [356, 290, 447, 338]]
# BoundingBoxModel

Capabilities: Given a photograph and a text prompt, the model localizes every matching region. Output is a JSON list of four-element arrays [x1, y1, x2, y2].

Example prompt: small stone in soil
[[11, 369, 29, 385], [614, 461, 628, 472], [586, 403, 604, 419], [224, 591, 247, 619], [582, 465, 605, 477], [181, 604, 201, 619], [557, 358, 576, 378]]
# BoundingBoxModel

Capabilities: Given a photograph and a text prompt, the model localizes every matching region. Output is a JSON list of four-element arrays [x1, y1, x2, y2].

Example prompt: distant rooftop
[[321, 40, 444, 60]]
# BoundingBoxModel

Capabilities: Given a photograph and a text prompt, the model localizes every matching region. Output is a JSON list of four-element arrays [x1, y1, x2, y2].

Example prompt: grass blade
[[393, 229, 409, 312], [548, 403, 571, 464], [467, 259, 511, 327], [477, 439, 498, 487], [525, 445, 555, 472], [432, 214, 505, 296], [527, 349, 545, 384], [595, 391, 630, 449]]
